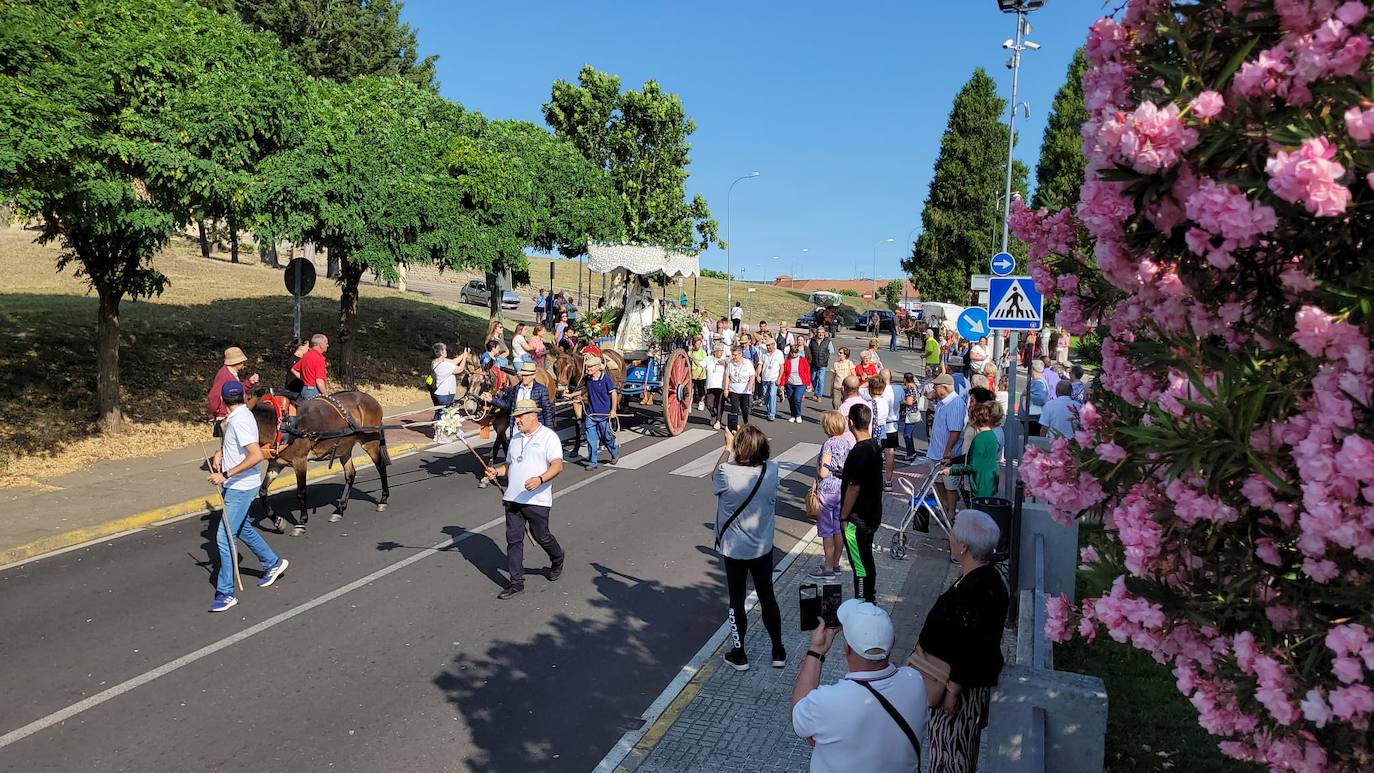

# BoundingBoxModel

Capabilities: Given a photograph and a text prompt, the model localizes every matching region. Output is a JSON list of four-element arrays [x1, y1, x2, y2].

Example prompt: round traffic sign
[[957, 307, 990, 341], [283, 257, 317, 297], [990, 252, 1016, 277]]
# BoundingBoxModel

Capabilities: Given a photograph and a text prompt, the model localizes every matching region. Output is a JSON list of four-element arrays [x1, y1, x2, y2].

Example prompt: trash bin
[[970, 496, 1014, 564]]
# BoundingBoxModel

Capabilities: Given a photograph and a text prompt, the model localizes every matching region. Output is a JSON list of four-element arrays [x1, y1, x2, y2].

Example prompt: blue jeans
[[762, 382, 778, 418], [300, 386, 321, 400], [810, 366, 828, 399], [902, 422, 917, 457], [430, 392, 454, 421], [785, 384, 806, 419], [216, 487, 279, 597], [584, 416, 618, 465], [889, 328, 898, 350]]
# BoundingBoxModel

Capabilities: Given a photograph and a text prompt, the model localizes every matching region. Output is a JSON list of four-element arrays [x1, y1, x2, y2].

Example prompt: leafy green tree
[[1032, 49, 1089, 212], [255, 76, 474, 385], [544, 66, 718, 254], [904, 69, 1028, 304], [207, 0, 437, 90], [882, 279, 904, 307], [0, 0, 304, 431], [446, 119, 622, 318], [700, 268, 731, 280]]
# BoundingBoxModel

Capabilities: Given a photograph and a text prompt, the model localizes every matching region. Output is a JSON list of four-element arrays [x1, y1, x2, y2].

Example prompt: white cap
[[837, 599, 894, 661]]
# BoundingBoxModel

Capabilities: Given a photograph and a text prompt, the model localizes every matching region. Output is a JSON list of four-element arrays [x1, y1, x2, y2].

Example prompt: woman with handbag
[[807, 411, 851, 581], [911, 510, 1009, 773], [712, 424, 784, 671]]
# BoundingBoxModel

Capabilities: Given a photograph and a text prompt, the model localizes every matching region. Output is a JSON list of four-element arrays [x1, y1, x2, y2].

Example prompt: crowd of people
[[200, 292, 1086, 770]]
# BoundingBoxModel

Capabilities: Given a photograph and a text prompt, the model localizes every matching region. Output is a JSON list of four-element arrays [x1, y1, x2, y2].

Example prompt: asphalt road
[[0, 331, 932, 773]]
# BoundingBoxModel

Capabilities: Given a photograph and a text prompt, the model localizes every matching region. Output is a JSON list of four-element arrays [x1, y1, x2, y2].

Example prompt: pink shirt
[[838, 395, 867, 446]]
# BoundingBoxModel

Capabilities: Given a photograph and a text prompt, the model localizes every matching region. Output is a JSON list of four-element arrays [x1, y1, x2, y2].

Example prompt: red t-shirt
[[295, 348, 328, 390], [855, 361, 879, 379]]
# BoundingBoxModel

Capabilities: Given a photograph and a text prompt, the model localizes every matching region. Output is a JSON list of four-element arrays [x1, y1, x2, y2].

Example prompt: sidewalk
[[616, 491, 958, 772], [0, 399, 443, 565]]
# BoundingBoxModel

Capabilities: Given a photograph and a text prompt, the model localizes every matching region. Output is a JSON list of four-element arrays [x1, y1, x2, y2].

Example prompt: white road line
[[0, 529, 148, 572], [0, 469, 614, 751], [669, 441, 819, 480], [668, 448, 721, 478], [611, 428, 713, 470]]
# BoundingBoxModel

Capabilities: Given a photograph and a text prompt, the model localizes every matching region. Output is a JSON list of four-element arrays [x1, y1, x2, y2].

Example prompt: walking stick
[[199, 439, 242, 592], [457, 427, 540, 549]]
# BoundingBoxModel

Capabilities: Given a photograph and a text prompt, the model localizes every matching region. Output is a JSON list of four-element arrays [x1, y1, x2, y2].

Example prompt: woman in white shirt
[[705, 343, 729, 429], [968, 336, 989, 372], [429, 343, 470, 420], [510, 323, 532, 369]]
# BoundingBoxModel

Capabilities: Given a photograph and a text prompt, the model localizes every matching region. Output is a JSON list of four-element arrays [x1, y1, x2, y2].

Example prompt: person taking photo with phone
[[791, 600, 926, 772], [712, 424, 783, 671]]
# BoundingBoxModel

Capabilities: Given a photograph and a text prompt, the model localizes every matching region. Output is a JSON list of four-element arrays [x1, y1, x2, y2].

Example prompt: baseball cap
[[223, 346, 248, 366], [519, 362, 537, 375], [220, 380, 245, 400], [837, 599, 894, 661], [511, 399, 540, 417], [933, 374, 955, 388]]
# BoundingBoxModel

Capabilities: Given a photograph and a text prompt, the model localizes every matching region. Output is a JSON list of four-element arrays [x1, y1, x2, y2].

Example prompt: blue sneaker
[[258, 558, 289, 588], [209, 594, 238, 613]]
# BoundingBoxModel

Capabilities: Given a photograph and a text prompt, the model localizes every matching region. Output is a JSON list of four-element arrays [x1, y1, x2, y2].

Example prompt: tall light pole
[[726, 171, 760, 315], [796, 248, 808, 287], [996, 0, 1044, 501], [872, 237, 894, 302]]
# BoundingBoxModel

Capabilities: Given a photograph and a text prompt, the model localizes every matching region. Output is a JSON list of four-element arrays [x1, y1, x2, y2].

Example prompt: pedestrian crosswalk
[[670, 441, 819, 479], [612, 428, 715, 470]]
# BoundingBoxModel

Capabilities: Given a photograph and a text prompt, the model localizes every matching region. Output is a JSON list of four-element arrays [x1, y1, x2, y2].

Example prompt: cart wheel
[[889, 532, 908, 560], [663, 348, 692, 436]]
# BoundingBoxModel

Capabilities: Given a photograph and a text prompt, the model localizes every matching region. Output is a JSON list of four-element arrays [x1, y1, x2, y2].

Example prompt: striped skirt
[[927, 685, 992, 773]]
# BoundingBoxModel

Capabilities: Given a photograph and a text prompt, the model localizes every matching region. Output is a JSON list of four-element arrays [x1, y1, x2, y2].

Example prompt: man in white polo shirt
[[791, 600, 926, 772], [485, 400, 565, 600]]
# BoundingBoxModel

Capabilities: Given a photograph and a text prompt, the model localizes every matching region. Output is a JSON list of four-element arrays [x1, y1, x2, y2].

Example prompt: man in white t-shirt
[[791, 600, 926, 773], [207, 380, 287, 613], [485, 400, 566, 600], [880, 368, 904, 488], [730, 301, 744, 333], [717, 318, 736, 349], [759, 338, 785, 420]]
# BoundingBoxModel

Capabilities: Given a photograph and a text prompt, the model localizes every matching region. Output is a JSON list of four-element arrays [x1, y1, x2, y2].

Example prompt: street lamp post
[[996, 0, 1044, 500], [726, 171, 760, 315], [872, 237, 894, 303], [795, 248, 808, 288]]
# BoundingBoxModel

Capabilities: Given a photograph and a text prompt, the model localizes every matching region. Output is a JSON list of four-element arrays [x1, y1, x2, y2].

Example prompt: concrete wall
[[983, 665, 1108, 773], [1017, 502, 1079, 602]]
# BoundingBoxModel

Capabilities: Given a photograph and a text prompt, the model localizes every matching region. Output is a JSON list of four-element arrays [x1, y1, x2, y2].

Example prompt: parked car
[[853, 309, 895, 332], [795, 311, 816, 328], [459, 279, 520, 309]]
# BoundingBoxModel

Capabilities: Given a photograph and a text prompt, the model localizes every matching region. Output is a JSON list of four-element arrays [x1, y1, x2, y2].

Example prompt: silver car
[[459, 279, 520, 309]]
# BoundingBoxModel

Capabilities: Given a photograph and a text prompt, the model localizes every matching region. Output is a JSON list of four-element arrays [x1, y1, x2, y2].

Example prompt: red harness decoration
[[261, 394, 295, 456]]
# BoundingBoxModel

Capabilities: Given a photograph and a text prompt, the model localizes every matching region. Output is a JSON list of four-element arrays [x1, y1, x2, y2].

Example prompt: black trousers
[[707, 388, 725, 422], [844, 521, 878, 603], [731, 318, 741, 333], [692, 378, 706, 404], [503, 501, 564, 588], [728, 391, 752, 424], [724, 553, 782, 652]]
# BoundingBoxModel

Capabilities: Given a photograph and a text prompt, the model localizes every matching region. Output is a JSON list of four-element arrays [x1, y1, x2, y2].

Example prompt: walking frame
[[889, 460, 959, 561]]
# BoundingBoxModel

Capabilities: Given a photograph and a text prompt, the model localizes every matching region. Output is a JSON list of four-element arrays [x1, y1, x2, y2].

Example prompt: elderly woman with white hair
[[910, 510, 1010, 773]]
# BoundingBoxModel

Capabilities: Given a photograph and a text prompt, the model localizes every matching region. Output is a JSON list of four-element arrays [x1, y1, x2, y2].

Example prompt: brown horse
[[250, 391, 391, 536], [900, 316, 925, 350], [814, 306, 841, 335], [462, 365, 558, 462]]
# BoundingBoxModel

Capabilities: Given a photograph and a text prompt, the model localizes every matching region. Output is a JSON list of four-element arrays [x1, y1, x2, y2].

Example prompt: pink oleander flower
[[1085, 18, 1129, 66], [1328, 684, 1374, 721], [1079, 545, 1101, 568], [1045, 595, 1073, 643], [1096, 441, 1127, 463], [1190, 90, 1225, 119], [1099, 102, 1200, 174], [1346, 105, 1374, 142], [1020, 439, 1107, 525], [1266, 137, 1351, 216]]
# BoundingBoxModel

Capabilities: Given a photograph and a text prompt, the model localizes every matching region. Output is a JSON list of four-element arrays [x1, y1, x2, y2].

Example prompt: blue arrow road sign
[[991, 252, 1015, 276], [956, 307, 990, 341], [987, 276, 1043, 331]]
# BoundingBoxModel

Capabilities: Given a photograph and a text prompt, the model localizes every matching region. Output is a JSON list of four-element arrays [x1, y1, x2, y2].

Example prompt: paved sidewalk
[[620, 492, 958, 772]]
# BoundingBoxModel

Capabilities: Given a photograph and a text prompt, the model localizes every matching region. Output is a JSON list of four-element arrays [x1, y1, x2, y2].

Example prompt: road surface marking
[[668, 448, 721, 478], [611, 428, 713, 470], [0, 469, 614, 751], [669, 441, 818, 479]]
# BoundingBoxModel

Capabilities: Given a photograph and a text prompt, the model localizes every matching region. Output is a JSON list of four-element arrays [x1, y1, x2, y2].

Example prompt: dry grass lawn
[[0, 225, 485, 487]]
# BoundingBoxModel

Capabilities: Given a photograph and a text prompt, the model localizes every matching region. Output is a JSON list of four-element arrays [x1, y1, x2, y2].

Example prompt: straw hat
[[223, 346, 248, 366]]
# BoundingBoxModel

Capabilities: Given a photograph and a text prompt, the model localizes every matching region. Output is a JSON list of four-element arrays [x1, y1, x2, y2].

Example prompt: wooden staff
[[199, 438, 242, 592]]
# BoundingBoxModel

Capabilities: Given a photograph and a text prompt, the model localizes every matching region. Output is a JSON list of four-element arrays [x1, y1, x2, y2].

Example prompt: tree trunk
[[260, 239, 279, 268], [395, 263, 406, 293], [227, 214, 239, 264], [96, 287, 124, 433], [197, 219, 210, 258], [326, 251, 340, 280], [336, 253, 361, 390]]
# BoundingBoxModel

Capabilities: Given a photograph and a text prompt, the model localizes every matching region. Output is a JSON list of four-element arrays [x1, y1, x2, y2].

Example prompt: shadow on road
[[432, 560, 725, 773]]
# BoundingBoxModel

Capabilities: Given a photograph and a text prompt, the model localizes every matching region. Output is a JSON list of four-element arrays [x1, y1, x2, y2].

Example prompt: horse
[[901, 317, 925, 351], [814, 306, 841, 335], [462, 364, 559, 463], [551, 349, 626, 452], [250, 390, 391, 536]]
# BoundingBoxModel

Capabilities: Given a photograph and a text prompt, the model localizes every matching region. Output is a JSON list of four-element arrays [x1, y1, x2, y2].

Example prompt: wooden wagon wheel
[[663, 348, 693, 436]]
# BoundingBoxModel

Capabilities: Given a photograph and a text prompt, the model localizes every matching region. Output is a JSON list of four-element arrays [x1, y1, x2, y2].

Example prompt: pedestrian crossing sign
[[986, 276, 1043, 331]]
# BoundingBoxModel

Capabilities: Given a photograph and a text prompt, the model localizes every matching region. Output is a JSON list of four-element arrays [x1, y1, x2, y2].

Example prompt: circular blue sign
[[956, 307, 990, 341], [990, 252, 1016, 277]]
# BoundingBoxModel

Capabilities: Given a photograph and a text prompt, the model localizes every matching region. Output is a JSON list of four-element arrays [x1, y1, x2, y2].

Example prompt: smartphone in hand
[[821, 583, 843, 628], [727, 412, 740, 432], [799, 583, 821, 631]]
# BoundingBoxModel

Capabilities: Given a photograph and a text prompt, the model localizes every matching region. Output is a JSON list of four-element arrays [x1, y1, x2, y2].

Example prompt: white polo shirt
[[502, 423, 562, 507], [726, 358, 756, 394], [792, 665, 926, 773], [705, 354, 728, 390], [220, 404, 262, 492]]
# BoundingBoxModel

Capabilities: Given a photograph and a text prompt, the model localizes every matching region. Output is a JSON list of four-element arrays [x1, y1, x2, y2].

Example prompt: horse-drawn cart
[[618, 344, 695, 435]]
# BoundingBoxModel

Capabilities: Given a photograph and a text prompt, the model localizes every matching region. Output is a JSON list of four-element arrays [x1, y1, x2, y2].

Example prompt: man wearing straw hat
[[485, 399, 566, 600], [206, 346, 259, 437], [207, 380, 288, 612], [487, 361, 555, 430], [573, 353, 618, 470]]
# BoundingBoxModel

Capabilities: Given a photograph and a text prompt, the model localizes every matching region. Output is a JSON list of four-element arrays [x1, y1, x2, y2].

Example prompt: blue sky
[[401, 1, 1109, 284]]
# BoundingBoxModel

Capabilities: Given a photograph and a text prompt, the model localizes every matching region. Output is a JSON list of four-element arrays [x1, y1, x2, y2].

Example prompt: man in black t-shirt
[[840, 402, 883, 602]]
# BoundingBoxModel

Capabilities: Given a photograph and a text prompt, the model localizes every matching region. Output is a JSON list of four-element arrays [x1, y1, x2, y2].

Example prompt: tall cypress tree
[[904, 69, 1027, 304], [1032, 49, 1088, 212]]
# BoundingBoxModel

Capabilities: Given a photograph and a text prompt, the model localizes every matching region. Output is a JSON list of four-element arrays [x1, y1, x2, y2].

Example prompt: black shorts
[[882, 431, 898, 449]]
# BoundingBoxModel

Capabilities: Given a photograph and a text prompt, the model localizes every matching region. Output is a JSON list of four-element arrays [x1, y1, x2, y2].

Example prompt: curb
[[0, 440, 429, 570]]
